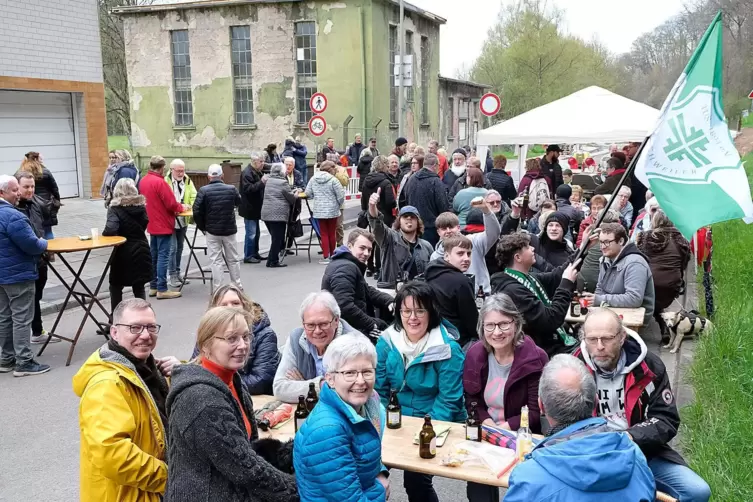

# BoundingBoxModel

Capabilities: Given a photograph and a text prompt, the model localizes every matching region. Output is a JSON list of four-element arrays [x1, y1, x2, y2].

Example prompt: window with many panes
[[295, 22, 317, 124], [171, 30, 193, 126], [420, 36, 430, 123], [389, 25, 398, 124], [230, 26, 254, 125], [405, 31, 414, 103]]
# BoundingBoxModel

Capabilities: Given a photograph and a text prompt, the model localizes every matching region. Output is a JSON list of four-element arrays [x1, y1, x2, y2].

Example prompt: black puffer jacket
[[361, 171, 397, 227], [165, 364, 299, 502], [321, 246, 393, 337], [402, 168, 449, 228], [487, 169, 517, 204], [239, 164, 265, 221], [102, 195, 152, 287], [193, 180, 241, 236], [34, 167, 61, 226], [423, 259, 479, 348], [357, 153, 374, 192]]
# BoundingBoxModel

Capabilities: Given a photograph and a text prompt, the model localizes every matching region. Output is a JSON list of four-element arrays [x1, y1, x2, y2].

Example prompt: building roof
[[438, 75, 488, 90], [113, 0, 447, 24]]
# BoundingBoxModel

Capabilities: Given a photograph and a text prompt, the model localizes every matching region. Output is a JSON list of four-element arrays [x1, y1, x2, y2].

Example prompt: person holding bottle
[[375, 281, 465, 502], [462, 293, 549, 502], [295, 334, 389, 501]]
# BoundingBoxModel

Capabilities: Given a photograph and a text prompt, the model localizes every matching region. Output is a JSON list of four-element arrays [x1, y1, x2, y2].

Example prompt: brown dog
[[660, 310, 713, 353]]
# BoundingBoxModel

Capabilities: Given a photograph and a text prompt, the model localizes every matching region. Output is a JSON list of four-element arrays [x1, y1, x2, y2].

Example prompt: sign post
[[310, 92, 328, 114], [309, 115, 327, 137], [479, 92, 501, 117]]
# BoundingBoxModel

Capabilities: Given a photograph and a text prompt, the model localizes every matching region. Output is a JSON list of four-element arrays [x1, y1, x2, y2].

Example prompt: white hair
[[323, 334, 377, 373], [539, 354, 596, 425], [170, 158, 186, 168], [270, 163, 285, 176], [0, 174, 16, 192], [618, 185, 632, 197], [249, 152, 263, 162], [299, 291, 341, 320], [284, 156, 295, 165], [485, 189, 501, 199]]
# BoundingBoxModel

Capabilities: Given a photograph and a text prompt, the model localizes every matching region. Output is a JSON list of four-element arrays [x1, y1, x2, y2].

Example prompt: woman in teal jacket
[[295, 334, 389, 502], [375, 281, 465, 502]]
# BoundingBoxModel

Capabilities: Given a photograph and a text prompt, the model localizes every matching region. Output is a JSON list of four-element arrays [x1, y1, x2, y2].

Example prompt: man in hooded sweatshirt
[[505, 353, 655, 502], [423, 234, 479, 349]]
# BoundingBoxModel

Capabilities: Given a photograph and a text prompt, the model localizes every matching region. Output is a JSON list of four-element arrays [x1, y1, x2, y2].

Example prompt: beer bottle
[[520, 187, 530, 227], [475, 286, 486, 310], [305, 382, 318, 412], [581, 281, 589, 315], [419, 415, 437, 459], [571, 295, 581, 317], [516, 405, 532, 461], [294, 395, 309, 432], [465, 401, 482, 442], [387, 389, 402, 429]]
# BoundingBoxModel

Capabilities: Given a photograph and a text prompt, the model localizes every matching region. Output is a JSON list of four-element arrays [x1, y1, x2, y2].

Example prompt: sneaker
[[255, 255, 268, 260], [168, 276, 183, 288], [13, 361, 51, 377], [0, 360, 15, 373], [318, 258, 331, 265], [149, 288, 158, 297], [157, 290, 182, 300], [244, 257, 261, 264], [31, 331, 60, 344]]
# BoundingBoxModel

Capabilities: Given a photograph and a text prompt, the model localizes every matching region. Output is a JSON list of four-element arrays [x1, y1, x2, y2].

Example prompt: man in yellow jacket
[[73, 298, 181, 502], [164, 159, 198, 288]]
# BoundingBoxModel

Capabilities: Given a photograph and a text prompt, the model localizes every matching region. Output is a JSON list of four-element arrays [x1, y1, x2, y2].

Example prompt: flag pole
[[573, 136, 652, 266]]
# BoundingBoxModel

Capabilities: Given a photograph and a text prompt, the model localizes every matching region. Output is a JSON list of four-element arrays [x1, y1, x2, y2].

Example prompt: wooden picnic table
[[566, 306, 645, 329], [251, 395, 675, 501]]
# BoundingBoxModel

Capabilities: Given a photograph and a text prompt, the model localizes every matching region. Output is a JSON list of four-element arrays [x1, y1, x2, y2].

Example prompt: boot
[[157, 290, 182, 300]]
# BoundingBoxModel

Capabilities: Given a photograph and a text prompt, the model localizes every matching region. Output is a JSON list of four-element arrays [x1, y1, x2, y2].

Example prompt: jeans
[[110, 283, 146, 313], [32, 264, 48, 335], [467, 482, 499, 502], [318, 217, 338, 259], [403, 472, 438, 502], [169, 226, 188, 277], [149, 234, 172, 292], [297, 166, 308, 186], [0, 281, 36, 367], [206, 233, 242, 290], [649, 457, 711, 502], [244, 219, 261, 259], [43, 226, 54, 240], [265, 221, 287, 266]]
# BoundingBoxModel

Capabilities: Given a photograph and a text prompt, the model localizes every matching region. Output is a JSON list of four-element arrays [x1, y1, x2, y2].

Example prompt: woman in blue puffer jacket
[[295, 334, 389, 502], [191, 285, 280, 394]]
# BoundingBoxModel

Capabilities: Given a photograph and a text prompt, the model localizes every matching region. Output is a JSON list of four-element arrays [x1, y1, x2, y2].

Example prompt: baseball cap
[[546, 144, 563, 153], [398, 205, 420, 218], [207, 164, 223, 177]]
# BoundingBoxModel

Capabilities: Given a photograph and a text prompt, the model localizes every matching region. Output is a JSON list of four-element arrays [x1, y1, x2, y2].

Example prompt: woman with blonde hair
[[165, 307, 299, 502], [190, 285, 280, 394], [19, 151, 60, 238]]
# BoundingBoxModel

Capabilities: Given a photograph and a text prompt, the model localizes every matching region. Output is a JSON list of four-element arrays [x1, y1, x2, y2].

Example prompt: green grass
[[107, 135, 130, 151], [490, 145, 544, 160], [681, 153, 753, 501], [741, 113, 753, 128]]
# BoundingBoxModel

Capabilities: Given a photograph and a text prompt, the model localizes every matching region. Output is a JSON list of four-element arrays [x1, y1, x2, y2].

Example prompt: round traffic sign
[[479, 93, 501, 117], [310, 92, 328, 114], [308, 115, 327, 137]]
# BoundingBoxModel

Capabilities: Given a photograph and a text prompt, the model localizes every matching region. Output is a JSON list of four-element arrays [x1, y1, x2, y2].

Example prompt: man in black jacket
[[490, 231, 580, 356], [540, 145, 564, 191], [402, 153, 449, 246], [575, 309, 711, 502], [346, 134, 365, 166], [321, 229, 393, 341], [423, 234, 478, 348], [239, 153, 267, 264], [193, 164, 242, 290], [486, 154, 517, 205]]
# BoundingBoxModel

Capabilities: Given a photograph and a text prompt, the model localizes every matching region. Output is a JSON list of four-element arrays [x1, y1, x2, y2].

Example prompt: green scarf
[[504, 268, 577, 346]]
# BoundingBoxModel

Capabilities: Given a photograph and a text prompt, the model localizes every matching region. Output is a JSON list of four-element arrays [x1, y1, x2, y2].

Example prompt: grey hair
[[299, 291, 341, 320], [323, 334, 377, 373], [112, 178, 139, 199], [0, 174, 16, 193], [424, 153, 439, 168], [360, 147, 373, 160], [170, 158, 186, 168], [484, 189, 501, 199], [283, 156, 295, 165], [618, 185, 632, 197], [372, 155, 389, 173], [270, 163, 285, 176], [539, 354, 596, 425], [387, 154, 400, 163], [117, 149, 132, 161], [249, 152, 263, 162], [113, 298, 154, 325], [478, 294, 525, 350], [580, 307, 625, 340], [597, 208, 621, 224]]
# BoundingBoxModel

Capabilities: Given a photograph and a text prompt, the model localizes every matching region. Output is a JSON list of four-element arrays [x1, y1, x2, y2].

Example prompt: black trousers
[[110, 283, 147, 313], [403, 472, 438, 502], [266, 221, 287, 266], [367, 242, 381, 273], [467, 482, 500, 502], [32, 264, 48, 335]]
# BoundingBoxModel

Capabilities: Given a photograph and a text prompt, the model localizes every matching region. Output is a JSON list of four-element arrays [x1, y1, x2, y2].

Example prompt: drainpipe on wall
[[398, 0, 405, 137], [359, 7, 367, 131]]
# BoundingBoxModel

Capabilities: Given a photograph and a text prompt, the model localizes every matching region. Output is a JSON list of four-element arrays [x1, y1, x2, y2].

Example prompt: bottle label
[[388, 411, 400, 425], [430, 437, 436, 455], [475, 298, 484, 309], [296, 417, 305, 431], [466, 426, 479, 441]]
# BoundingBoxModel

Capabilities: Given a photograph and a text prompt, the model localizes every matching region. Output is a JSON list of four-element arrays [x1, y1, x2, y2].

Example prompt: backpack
[[528, 177, 550, 212]]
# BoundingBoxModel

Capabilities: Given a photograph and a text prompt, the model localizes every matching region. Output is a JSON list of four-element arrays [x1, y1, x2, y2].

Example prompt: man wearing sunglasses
[[74, 299, 181, 501], [580, 223, 654, 325]]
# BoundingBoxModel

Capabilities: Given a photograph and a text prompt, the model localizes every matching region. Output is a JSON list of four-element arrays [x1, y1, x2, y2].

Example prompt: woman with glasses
[[375, 281, 465, 502], [295, 334, 390, 501], [165, 307, 299, 502], [190, 285, 280, 395]]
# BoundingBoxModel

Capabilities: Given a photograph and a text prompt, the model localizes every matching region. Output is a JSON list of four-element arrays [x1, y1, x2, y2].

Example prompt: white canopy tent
[[475, 86, 660, 184]]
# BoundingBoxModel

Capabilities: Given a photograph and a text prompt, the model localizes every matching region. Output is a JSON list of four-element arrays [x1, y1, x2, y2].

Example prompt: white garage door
[[0, 90, 79, 198]]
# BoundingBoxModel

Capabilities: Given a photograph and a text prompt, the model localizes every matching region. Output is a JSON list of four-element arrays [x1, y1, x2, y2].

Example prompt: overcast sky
[[408, 0, 688, 76]]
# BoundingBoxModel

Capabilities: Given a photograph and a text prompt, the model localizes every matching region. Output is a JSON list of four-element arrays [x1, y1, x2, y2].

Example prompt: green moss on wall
[[193, 77, 233, 139], [257, 78, 294, 119]]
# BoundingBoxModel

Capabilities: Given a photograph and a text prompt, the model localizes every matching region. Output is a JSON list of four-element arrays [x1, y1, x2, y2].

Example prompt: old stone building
[[115, 0, 484, 169]]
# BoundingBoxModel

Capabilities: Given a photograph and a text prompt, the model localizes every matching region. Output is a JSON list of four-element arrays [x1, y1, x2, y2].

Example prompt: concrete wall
[[439, 80, 485, 152], [0, 0, 103, 83]]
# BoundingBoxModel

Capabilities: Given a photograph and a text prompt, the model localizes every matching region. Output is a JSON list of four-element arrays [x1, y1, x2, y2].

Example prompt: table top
[[566, 306, 645, 328], [46, 235, 126, 253]]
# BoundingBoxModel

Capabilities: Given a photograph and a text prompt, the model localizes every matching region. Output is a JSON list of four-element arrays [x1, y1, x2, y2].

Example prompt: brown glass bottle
[[475, 287, 486, 310], [305, 382, 318, 412], [466, 401, 482, 442], [386, 389, 402, 429], [294, 395, 309, 432], [419, 415, 437, 459]]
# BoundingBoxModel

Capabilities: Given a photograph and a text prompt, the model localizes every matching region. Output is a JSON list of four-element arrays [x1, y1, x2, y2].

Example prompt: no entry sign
[[749, 89, 753, 99], [479, 93, 501, 117], [310, 92, 328, 114], [309, 115, 327, 136]]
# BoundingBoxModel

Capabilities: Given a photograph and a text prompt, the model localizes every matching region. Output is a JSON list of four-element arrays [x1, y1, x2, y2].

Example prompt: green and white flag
[[635, 11, 753, 238]]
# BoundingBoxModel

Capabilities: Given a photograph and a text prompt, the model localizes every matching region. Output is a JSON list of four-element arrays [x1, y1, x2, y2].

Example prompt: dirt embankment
[[735, 128, 753, 156]]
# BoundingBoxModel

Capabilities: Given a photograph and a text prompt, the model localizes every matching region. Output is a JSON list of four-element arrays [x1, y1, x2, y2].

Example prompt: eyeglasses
[[303, 318, 336, 332], [584, 334, 620, 346], [487, 200, 502, 206], [483, 321, 515, 333], [214, 333, 251, 347], [400, 309, 427, 319], [599, 239, 616, 248], [332, 369, 376, 382], [116, 323, 161, 335]]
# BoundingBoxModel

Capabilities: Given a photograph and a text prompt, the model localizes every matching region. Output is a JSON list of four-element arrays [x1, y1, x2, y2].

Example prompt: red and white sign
[[308, 115, 327, 136], [748, 89, 753, 99], [479, 92, 501, 116], [310, 92, 328, 114]]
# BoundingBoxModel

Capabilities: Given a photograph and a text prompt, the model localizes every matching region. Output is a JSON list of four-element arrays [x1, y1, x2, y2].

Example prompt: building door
[[0, 90, 79, 197]]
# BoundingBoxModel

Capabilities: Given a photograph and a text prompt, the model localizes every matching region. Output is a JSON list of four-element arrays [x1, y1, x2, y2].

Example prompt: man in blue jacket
[[505, 354, 656, 502], [282, 137, 309, 185], [0, 175, 50, 376]]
